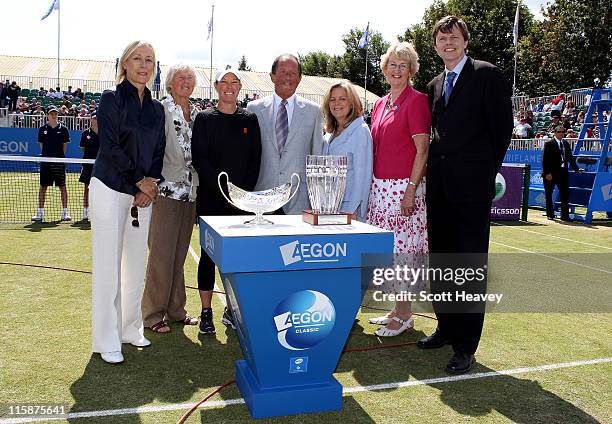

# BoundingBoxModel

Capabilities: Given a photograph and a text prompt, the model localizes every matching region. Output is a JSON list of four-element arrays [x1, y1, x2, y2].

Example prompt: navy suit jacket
[[426, 58, 513, 203]]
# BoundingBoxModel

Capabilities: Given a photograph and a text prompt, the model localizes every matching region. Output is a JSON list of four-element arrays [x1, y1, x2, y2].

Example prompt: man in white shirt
[[514, 117, 532, 138]]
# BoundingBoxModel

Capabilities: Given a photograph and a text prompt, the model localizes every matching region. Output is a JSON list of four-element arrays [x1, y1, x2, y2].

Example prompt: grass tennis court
[[0, 210, 611, 423]]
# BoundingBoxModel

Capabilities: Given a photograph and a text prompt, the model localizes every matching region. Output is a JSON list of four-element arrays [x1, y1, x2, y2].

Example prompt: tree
[[238, 55, 251, 71], [298, 28, 390, 97], [339, 28, 390, 97], [300, 51, 333, 76], [401, 0, 535, 92], [518, 0, 612, 95]]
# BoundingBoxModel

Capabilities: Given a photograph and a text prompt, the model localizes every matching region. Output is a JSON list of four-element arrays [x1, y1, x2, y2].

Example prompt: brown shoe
[[149, 321, 171, 333]]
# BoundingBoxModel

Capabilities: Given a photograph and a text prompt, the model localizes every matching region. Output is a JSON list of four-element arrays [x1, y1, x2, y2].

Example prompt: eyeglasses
[[387, 63, 409, 72], [131, 206, 139, 228]]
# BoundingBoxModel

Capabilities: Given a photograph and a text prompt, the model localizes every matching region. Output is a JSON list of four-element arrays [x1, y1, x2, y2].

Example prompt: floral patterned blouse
[[158, 95, 197, 202]]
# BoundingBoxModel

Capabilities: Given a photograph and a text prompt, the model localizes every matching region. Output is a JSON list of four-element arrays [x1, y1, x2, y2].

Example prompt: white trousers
[[89, 177, 152, 353]]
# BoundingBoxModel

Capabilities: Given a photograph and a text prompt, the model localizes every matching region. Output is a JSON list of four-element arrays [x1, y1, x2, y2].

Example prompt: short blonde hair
[[322, 80, 363, 134], [165, 64, 197, 94], [116, 40, 156, 85], [380, 42, 420, 79]]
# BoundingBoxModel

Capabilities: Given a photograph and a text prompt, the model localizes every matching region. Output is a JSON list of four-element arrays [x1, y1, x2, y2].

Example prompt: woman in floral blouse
[[141, 64, 200, 334]]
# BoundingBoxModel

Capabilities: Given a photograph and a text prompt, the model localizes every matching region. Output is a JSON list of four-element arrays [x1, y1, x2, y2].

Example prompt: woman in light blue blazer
[[322, 81, 373, 221]]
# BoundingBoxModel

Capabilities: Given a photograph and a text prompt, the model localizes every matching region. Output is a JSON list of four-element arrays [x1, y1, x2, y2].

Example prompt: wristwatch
[[408, 181, 418, 188]]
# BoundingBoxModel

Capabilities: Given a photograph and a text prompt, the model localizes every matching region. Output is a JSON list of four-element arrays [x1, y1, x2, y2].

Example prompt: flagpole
[[209, 4, 214, 101], [364, 45, 368, 110], [513, 46, 518, 96], [57, 0, 60, 87], [363, 22, 369, 110], [512, 0, 521, 96]]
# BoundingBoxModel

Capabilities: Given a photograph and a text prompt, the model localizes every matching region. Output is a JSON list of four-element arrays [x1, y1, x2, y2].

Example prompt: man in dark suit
[[419, 16, 513, 374], [542, 125, 582, 221]]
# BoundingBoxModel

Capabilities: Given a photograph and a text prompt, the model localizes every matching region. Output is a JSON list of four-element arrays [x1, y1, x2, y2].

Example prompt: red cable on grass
[[0, 261, 92, 274], [176, 379, 236, 424]]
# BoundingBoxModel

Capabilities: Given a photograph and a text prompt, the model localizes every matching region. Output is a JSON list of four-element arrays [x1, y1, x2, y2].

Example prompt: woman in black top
[[191, 68, 261, 333], [89, 40, 166, 364]]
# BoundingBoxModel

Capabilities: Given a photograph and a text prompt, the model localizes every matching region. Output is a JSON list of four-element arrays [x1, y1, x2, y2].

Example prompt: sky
[[5, 0, 545, 73]]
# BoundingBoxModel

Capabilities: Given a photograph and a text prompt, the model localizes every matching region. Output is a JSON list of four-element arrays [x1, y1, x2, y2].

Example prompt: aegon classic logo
[[279, 240, 347, 266], [204, 229, 214, 253], [602, 183, 612, 202], [273, 290, 336, 350]]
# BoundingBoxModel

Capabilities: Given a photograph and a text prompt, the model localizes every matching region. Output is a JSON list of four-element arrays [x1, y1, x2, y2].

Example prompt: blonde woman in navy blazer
[[321, 80, 373, 221]]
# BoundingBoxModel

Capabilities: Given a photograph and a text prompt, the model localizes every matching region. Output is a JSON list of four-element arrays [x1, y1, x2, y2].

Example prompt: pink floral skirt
[[366, 177, 428, 254], [366, 177, 428, 293]]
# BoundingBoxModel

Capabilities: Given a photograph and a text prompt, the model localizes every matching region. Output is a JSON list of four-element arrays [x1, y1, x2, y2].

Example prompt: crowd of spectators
[[2, 81, 100, 129], [512, 91, 608, 142]]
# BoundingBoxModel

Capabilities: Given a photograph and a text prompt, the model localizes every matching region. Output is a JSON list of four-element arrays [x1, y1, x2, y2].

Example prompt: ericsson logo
[[279, 240, 347, 266], [273, 290, 336, 351], [493, 173, 506, 202]]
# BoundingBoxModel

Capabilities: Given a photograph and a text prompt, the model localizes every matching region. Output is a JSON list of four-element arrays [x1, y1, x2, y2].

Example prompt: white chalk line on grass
[[2, 357, 611, 423], [490, 241, 612, 275], [491, 222, 612, 251], [188, 244, 226, 306]]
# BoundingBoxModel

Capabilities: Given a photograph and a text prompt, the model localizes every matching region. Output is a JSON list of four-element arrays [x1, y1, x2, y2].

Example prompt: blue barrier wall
[[0, 128, 84, 158]]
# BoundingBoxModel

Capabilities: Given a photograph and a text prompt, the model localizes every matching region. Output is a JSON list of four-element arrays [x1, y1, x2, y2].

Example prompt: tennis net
[[0, 155, 95, 224]]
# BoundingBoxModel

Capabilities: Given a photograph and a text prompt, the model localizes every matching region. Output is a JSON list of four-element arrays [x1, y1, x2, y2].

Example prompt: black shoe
[[445, 352, 475, 374], [199, 308, 215, 334], [221, 307, 236, 330], [417, 329, 450, 349]]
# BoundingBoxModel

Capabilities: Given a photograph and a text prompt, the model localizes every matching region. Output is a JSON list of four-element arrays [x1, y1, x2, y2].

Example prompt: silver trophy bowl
[[218, 171, 300, 225]]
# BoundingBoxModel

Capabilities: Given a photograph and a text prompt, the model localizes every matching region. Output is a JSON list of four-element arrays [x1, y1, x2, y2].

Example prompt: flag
[[153, 61, 161, 91], [358, 23, 369, 49], [207, 16, 213, 40], [513, 1, 521, 46], [41, 0, 59, 21]]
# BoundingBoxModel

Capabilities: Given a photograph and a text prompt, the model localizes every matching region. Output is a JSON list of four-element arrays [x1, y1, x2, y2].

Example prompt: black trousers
[[544, 170, 569, 220], [8, 97, 17, 111], [427, 191, 491, 355], [198, 248, 216, 291]]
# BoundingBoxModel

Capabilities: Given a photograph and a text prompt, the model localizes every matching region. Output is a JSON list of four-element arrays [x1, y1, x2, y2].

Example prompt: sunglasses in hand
[[131, 206, 139, 228]]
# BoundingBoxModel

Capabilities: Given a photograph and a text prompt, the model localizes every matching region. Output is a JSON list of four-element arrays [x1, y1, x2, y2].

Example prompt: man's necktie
[[559, 141, 566, 167], [444, 71, 457, 105], [276, 99, 288, 154]]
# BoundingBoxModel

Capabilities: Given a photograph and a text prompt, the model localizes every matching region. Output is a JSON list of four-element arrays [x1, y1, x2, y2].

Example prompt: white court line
[[491, 222, 612, 250], [490, 241, 612, 275], [2, 357, 610, 423], [188, 245, 226, 306]]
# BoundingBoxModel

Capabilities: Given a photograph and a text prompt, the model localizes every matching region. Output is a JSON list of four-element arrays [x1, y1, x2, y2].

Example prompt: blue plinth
[[199, 215, 393, 419]]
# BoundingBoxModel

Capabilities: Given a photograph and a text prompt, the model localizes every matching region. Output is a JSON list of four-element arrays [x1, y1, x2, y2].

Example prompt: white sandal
[[375, 316, 414, 337], [369, 310, 396, 325]]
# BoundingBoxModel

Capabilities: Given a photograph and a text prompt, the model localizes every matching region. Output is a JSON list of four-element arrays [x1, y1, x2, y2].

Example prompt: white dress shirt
[[444, 54, 469, 87], [273, 93, 296, 127]]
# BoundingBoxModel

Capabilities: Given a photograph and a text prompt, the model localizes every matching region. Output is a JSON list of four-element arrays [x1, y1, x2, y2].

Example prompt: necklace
[[385, 95, 398, 111]]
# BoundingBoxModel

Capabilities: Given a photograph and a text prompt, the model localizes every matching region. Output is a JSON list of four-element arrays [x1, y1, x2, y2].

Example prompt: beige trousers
[[142, 195, 196, 327]]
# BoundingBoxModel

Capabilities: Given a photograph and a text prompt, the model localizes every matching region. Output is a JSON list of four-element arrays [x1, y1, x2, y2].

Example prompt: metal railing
[[5, 113, 91, 130], [509, 137, 611, 152]]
